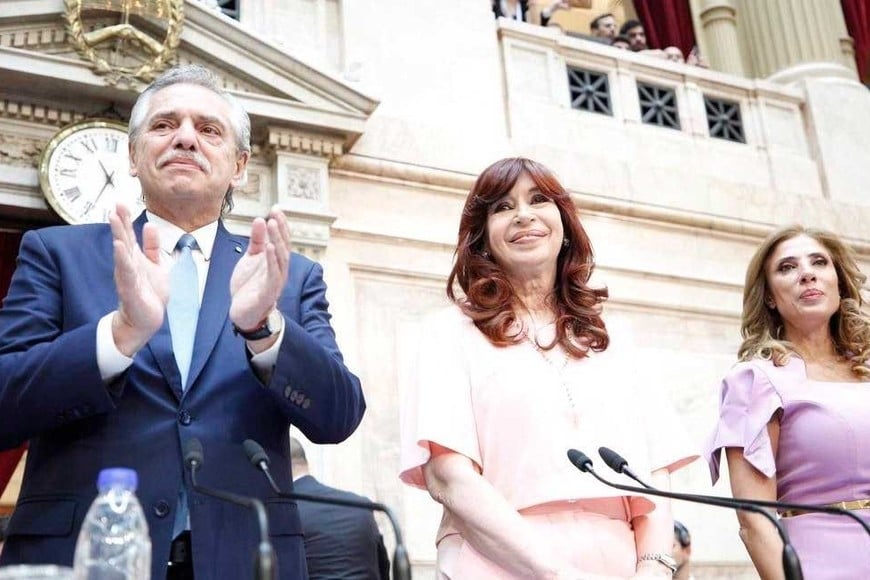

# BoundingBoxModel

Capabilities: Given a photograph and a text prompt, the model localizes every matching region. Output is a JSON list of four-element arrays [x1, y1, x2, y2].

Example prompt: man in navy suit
[[290, 438, 389, 580], [0, 64, 365, 579]]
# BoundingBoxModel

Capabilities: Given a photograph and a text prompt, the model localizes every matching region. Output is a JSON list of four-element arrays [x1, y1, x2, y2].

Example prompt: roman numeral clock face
[[39, 120, 144, 224]]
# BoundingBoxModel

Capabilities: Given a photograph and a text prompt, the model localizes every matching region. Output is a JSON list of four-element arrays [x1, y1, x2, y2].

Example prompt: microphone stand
[[597, 446, 870, 540], [242, 439, 412, 580], [567, 449, 803, 580], [184, 438, 277, 580]]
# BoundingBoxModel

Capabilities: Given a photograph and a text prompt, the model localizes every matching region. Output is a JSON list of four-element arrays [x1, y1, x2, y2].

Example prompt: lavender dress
[[706, 357, 870, 578]]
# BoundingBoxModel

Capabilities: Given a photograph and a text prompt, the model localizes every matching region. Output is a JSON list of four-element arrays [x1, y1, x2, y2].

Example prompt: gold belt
[[779, 498, 870, 518]]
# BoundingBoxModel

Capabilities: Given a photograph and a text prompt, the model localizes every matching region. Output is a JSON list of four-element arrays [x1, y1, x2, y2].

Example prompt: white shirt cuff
[[248, 318, 285, 379], [97, 312, 135, 382]]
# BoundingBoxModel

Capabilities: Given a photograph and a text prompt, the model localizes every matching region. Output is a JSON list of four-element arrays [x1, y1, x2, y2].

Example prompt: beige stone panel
[[801, 78, 870, 207], [759, 101, 809, 155], [581, 214, 754, 287], [700, 140, 771, 188], [767, 152, 824, 199], [342, 0, 510, 173], [505, 42, 554, 102], [352, 271, 450, 566], [601, 267, 741, 319], [328, 173, 466, 247], [601, 304, 750, 565], [240, 0, 343, 72]]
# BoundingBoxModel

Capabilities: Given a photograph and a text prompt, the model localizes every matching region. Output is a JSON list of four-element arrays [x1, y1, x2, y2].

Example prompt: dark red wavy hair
[[447, 157, 609, 357]]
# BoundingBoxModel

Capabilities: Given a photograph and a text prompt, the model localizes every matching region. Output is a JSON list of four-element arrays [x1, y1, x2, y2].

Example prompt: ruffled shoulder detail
[[704, 359, 801, 483]]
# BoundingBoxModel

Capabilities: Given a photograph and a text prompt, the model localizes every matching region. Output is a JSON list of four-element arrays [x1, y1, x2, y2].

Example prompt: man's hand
[[229, 205, 292, 348], [110, 203, 169, 356], [543, 0, 571, 17]]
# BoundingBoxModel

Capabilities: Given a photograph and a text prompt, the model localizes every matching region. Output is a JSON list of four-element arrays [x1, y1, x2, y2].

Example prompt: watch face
[[39, 120, 144, 225]]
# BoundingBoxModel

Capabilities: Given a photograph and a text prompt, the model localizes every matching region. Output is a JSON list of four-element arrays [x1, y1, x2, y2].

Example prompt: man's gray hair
[[128, 64, 251, 213]]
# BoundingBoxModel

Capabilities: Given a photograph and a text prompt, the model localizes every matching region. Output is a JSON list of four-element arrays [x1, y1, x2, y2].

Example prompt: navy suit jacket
[[0, 215, 365, 579], [294, 476, 389, 580]]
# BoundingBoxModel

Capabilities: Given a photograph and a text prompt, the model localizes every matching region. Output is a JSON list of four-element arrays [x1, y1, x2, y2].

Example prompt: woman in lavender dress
[[706, 225, 870, 579]]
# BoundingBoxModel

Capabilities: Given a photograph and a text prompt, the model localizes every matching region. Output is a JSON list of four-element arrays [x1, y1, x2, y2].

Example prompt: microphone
[[598, 446, 870, 539], [567, 449, 804, 580], [598, 447, 649, 488], [243, 439, 412, 580], [184, 438, 277, 580]]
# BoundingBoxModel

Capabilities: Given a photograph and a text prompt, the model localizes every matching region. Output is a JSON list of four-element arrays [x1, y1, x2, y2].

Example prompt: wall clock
[[39, 119, 144, 224]]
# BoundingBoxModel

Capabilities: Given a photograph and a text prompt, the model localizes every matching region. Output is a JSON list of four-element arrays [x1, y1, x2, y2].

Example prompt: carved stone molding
[[0, 23, 69, 51], [0, 133, 42, 168], [267, 126, 343, 158], [274, 151, 331, 211], [0, 98, 86, 128], [223, 211, 333, 263]]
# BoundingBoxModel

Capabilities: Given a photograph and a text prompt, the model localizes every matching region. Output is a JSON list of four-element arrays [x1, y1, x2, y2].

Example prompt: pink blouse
[[400, 306, 696, 532]]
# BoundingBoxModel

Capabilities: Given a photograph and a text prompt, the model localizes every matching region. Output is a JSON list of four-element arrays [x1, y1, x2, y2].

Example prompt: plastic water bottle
[[73, 468, 152, 580]]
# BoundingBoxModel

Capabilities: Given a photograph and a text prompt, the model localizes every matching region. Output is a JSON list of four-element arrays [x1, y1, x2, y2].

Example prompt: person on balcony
[[590, 13, 618, 41], [619, 19, 648, 52], [491, 0, 571, 27]]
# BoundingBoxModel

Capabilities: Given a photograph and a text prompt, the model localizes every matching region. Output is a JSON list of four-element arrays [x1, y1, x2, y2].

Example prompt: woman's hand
[[630, 560, 674, 578], [423, 444, 568, 578]]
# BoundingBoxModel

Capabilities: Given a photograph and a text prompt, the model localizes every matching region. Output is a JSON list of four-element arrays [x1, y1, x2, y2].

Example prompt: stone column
[[698, 0, 746, 76], [738, 0, 857, 80]]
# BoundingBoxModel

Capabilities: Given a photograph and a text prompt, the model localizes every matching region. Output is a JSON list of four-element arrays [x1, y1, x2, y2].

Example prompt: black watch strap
[[232, 310, 281, 340]]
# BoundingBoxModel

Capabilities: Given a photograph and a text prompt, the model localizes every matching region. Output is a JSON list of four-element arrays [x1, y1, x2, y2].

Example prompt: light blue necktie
[[168, 234, 199, 537], [167, 233, 199, 390]]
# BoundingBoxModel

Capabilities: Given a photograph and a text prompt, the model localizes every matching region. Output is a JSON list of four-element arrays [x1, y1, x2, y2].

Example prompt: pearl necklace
[[523, 331, 578, 423]]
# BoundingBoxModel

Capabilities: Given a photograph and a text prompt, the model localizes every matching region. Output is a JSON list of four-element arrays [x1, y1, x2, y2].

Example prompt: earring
[[481, 250, 491, 260], [562, 238, 569, 248]]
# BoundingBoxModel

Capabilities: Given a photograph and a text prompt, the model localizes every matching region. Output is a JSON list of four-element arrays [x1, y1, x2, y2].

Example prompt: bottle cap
[[97, 468, 138, 492]]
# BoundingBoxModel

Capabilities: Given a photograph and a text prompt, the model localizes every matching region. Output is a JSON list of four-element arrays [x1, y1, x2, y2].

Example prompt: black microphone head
[[567, 449, 593, 472], [184, 438, 204, 469], [243, 439, 270, 467], [598, 447, 629, 474]]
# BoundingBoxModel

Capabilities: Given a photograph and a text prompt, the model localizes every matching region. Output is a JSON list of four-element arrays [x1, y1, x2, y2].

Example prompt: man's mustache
[[157, 151, 210, 172]]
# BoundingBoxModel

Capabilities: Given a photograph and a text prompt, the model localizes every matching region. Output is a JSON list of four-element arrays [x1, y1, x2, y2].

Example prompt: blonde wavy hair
[[738, 225, 870, 378]]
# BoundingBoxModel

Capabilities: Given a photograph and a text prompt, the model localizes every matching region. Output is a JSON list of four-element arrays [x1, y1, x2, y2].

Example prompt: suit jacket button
[[153, 500, 171, 518], [178, 410, 192, 426]]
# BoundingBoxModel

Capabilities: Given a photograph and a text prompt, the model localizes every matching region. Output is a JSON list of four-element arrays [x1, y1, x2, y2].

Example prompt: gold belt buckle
[[779, 498, 870, 518]]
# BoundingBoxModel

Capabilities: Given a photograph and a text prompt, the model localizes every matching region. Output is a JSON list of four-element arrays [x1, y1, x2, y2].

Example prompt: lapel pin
[[234, 245, 242, 253]]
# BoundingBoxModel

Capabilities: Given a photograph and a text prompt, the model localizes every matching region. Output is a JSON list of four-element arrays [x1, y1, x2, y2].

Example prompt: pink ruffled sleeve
[[399, 308, 482, 489], [705, 362, 784, 484]]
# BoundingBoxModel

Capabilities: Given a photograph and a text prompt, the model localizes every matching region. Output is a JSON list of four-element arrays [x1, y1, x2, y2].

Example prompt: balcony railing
[[496, 18, 823, 226]]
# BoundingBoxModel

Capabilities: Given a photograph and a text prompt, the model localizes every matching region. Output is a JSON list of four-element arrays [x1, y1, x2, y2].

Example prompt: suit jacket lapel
[[184, 221, 245, 395]]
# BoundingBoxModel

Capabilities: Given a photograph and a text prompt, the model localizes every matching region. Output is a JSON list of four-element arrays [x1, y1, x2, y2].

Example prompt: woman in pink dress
[[706, 225, 870, 579], [400, 158, 696, 579]]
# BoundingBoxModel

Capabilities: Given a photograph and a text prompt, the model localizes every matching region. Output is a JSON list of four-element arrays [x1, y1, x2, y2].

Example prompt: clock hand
[[85, 178, 113, 215], [97, 159, 117, 188], [98, 159, 112, 182]]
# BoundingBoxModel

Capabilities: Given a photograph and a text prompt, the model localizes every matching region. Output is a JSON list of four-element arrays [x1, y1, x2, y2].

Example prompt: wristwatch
[[638, 553, 677, 575], [232, 309, 283, 340]]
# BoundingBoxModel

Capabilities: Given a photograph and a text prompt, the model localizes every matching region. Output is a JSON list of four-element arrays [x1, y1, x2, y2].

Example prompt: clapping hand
[[229, 205, 292, 347], [109, 203, 169, 356]]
